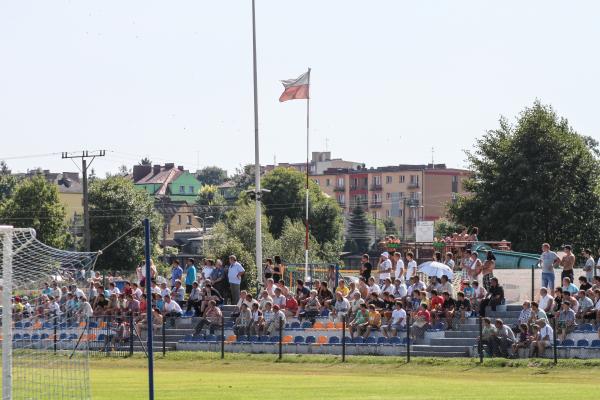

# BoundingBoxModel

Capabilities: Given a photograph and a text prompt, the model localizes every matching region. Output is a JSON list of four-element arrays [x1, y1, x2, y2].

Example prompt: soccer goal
[[1, 226, 99, 400]]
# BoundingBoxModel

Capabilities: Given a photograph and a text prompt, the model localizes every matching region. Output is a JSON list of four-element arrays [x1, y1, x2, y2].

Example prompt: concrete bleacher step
[[445, 330, 479, 338], [409, 349, 468, 357], [429, 338, 476, 347]]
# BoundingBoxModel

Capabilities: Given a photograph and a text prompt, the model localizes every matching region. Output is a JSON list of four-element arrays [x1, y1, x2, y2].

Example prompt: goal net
[[1, 226, 99, 400]]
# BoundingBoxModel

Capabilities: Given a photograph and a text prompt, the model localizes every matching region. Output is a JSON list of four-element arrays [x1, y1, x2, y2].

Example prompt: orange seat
[[334, 322, 344, 329], [316, 335, 327, 345], [313, 321, 324, 329], [33, 322, 42, 330], [326, 321, 335, 329], [282, 335, 293, 344], [98, 321, 107, 329], [225, 335, 236, 343], [79, 321, 87, 328], [86, 334, 96, 341]]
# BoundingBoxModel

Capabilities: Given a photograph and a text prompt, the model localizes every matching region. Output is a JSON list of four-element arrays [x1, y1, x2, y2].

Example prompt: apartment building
[[312, 164, 470, 238], [264, 151, 363, 175]]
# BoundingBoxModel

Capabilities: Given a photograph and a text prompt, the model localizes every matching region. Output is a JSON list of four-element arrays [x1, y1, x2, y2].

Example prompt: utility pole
[[61, 150, 106, 251]]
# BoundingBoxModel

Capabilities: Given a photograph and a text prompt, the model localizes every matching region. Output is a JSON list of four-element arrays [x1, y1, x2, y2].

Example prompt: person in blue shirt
[[184, 258, 197, 294], [170, 259, 183, 289]]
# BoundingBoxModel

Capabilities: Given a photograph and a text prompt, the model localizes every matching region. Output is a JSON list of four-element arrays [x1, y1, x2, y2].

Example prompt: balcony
[[333, 185, 345, 192], [337, 200, 346, 207], [370, 184, 382, 191], [407, 182, 420, 189], [406, 198, 420, 207], [350, 184, 368, 191], [370, 201, 383, 208]]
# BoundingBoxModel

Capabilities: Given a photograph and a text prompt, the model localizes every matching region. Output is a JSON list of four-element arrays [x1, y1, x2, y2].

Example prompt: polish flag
[[279, 70, 310, 102]]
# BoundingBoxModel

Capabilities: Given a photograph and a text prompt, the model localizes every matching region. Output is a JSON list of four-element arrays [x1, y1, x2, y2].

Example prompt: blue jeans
[[541, 272, 555, 290]]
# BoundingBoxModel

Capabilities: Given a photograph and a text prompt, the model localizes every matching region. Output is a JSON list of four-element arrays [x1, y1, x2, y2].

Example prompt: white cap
[[381, 252, 389, 258]]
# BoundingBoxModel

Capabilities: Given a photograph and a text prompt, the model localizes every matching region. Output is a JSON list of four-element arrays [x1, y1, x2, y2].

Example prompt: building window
[[166, 224, 170, 234], [373, 176, 381, 185], [177, 215, 181, 225], [386, 209, 391, 217], [398, 209, 403, 216], [187, 215, 192, 225], [179, 185, 185, 193], [372, 193, 382, 202], [189, 185, 195, 194], [410, 175, 419, 184], [372, 212, 377, 219], [376, 211, 381, 219], [386, 176, 392, 184], [326, 178, 330, 186], [337, 177, 344, 187], [313, 179, 319, 185], [399, 175, 405, 183], [386, 192, 391, 200]]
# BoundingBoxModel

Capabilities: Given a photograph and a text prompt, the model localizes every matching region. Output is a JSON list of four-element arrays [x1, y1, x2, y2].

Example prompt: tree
[[0, 175, 68, 248], [231, 164, 257, 191], [139, 157, 152, 166], [195, 185, 227, 222], [261, 168, 344, 247], [197, 166, 227, 186], [344, 206, 371, 253], [89, 176, 162, 270], [0, 160, 10, 174], [449, 101, 600, 252], [383, 218, 398, 236]]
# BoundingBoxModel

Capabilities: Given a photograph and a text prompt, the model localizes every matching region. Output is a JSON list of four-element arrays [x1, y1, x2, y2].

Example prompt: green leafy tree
[[139, 157, 152, 166], [195, 185, 228, 222], [0, 160, 10, 174], [231, 164, 257, 191], [344, 206, 371, 253], [383, 218, 398, 236], [197, 166, 227, 186], [261, 168, 344, 247], [449, 101, 600, 252], [89, 176, 162, 270], [0, 175, 68, 248], [434, 218, 464, 238]]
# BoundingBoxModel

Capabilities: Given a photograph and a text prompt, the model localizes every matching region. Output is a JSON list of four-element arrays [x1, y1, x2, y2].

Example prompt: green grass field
[[90, 353, 600, 400]]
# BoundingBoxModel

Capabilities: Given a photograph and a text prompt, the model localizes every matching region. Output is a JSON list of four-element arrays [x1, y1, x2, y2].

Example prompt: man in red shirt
[[283, 294, 299, 318]]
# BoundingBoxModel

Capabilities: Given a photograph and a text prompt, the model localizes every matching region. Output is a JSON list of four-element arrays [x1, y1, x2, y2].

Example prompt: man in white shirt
[[378, 252, 392, 285], [160, 282, 171, 299], [583, 249, 595, 282], [405, 252, 417, 285], [394, 252, 405, 281], [393, 278, 407, 299], [109, 282, 121, 296], [72, 284, 85, 299], [367, 277, 381, 296], [538, 287, 554, 315], [227, 255, 245, 305], [382, 302, 406, 338], [407, 276, 426, 297], [530, 319, 553, 357], [272, 288, 286, 308], [162, 294, 183, 327], [445, 252, 456, 270]]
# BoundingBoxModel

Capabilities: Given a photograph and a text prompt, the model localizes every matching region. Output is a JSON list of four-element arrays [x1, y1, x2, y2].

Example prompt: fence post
[[104, 315, 109, 356], [552, 317, 558, 364], [129, 314, 134, 356], [478, 316, 483, 363], [406, 312, 411, 363], [278, 316, 283, 360], [53, 311, 58, 354], [341, 314, 346, 363], [531, 264, 535, 301], [162, 316, 166, 357], [221, 313, 225, 360], [334, 265, 340, 293]]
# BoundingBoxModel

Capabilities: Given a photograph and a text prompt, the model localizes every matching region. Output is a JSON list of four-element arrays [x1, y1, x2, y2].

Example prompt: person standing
[[583, 249, 595, 283], [170, 259, 183, 289], [184, 258, 197, 295], [377, 252, 392, 285], [273, 255, 284, 283], [405, 252, 417, 285], [360, 254, 372, 281], [539, 243, 560, 296], [227, 255, 245, 305], [394, 252, 405, 281], [482, 251, 496, 291], [559, 245, 575, 282]]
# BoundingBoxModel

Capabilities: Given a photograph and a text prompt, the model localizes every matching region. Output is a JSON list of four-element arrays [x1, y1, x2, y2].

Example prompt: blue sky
[[1, 1, 598, 176]]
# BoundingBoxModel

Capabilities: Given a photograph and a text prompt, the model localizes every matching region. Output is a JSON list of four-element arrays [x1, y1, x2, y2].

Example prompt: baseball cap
[[381, 252, 389, 258]]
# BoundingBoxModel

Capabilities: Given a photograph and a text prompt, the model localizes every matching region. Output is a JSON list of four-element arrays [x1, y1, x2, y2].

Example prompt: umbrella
[[417, 261, 454, 279]]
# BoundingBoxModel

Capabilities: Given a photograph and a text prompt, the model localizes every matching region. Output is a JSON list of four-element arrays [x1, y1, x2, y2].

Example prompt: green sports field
[[91, 353, 600, 400]]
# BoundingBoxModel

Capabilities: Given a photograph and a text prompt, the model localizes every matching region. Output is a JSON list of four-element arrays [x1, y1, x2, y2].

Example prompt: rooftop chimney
[[165, 163, 175, 169], [133, 165, 152, 181], [177, 165, 184, 171], [152, 164, 161, 175]]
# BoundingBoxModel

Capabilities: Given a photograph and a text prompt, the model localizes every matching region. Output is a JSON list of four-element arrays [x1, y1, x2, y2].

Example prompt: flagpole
[[251, 0, 263, 284], [305, 68, 311, 282]]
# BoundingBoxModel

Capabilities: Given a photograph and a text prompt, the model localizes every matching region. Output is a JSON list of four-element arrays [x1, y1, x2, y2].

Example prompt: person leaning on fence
[[478, 317, 496, 356], [234, 303, 252, 337], [382, 301, 406, 338], [478, 277, 504, 317], [349, 303, 369, 339], [193, 300, 223, 336]]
